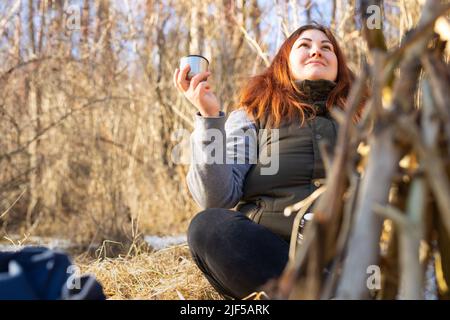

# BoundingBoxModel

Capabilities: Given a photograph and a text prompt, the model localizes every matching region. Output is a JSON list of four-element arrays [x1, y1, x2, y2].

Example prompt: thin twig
[[0, 188, 27, 219]]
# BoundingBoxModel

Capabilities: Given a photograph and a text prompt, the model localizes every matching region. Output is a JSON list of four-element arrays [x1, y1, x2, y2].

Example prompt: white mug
[[179, 55, 209, 81]]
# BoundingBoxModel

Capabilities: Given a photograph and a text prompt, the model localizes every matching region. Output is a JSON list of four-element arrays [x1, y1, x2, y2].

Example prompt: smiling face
[[288, 29, 338, 82]]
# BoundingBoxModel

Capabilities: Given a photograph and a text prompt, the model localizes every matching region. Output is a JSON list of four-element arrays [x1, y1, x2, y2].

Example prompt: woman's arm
[[187, 109, 257, 209]]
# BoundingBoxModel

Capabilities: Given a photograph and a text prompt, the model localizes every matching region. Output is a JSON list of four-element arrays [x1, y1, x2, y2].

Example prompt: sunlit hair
[[239, 23, 362, 128]]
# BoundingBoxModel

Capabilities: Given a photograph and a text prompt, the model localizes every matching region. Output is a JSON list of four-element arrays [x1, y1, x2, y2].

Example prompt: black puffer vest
[[236, 79, 339, 241]]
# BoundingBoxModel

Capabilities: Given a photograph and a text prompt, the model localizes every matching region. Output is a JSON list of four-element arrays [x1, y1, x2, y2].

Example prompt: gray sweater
[[187, 109, 257, 209]]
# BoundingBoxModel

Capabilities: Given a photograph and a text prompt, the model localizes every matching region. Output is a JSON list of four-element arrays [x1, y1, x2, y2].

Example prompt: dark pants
[[187, 208, 289, 299]]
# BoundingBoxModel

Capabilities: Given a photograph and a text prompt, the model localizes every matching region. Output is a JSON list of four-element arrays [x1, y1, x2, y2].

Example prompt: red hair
[[239, 24, 361, 128]]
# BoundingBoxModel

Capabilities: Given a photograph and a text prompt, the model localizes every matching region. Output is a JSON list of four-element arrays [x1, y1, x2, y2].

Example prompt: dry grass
[[75, 244, 222, 300]]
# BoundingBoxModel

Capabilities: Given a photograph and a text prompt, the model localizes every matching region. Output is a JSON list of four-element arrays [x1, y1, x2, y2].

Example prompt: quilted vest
[[236, 79, 339, 241]]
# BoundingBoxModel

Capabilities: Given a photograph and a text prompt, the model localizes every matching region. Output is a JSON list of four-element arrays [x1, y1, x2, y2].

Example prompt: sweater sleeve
[[186, 109, 257, 209]]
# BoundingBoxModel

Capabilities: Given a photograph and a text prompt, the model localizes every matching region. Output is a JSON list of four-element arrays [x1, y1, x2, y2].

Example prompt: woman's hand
[[173, 65, 221, 117]]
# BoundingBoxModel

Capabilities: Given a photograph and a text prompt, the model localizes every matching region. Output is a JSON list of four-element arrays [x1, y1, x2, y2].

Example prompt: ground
[[76, 244, 222, 300]]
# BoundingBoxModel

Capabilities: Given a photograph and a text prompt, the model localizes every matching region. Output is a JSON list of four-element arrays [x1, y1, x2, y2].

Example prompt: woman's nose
[[310, 46, 322, 57]]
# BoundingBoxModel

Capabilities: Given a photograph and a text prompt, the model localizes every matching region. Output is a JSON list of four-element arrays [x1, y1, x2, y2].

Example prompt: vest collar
[[293, 79, 336, 115]]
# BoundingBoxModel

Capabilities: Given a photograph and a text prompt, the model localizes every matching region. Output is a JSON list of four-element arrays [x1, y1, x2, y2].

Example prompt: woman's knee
[[187, 208, 237, 253]]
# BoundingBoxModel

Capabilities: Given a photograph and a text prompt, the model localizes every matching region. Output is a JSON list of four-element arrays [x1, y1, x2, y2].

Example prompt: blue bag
[[0, 246, 105, 300]]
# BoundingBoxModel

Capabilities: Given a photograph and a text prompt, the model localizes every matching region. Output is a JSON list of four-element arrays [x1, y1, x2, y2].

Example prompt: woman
[[173, 24, 358, 299]]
